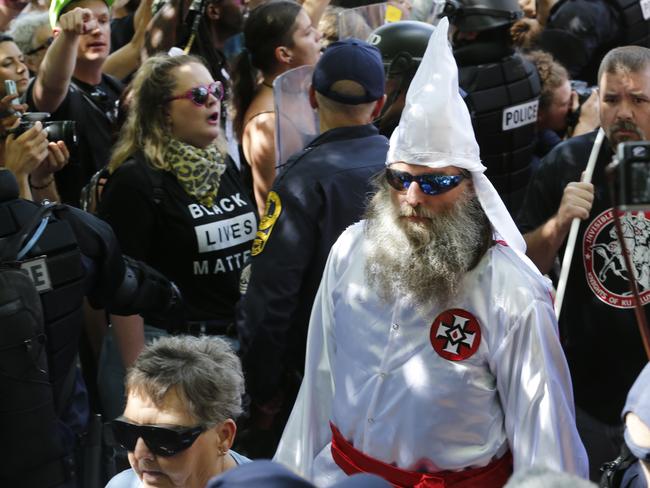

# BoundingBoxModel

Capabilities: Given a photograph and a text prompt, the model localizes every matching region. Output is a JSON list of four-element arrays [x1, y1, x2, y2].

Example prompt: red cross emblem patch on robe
[[430, 308, 481, 361]]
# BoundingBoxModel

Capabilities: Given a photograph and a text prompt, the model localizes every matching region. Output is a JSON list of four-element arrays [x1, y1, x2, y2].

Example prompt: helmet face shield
[[386, 52, 417, 78]]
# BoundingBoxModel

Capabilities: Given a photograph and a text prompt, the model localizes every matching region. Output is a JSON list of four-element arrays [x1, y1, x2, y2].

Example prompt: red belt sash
[[330, 422, 513, 488]]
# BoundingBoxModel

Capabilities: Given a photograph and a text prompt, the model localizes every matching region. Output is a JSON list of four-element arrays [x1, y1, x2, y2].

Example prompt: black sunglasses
[[108, 417, 207, 457], [385, 168, 468, 196], [25, 36, 53, 56], [167, 81, 224, 107]]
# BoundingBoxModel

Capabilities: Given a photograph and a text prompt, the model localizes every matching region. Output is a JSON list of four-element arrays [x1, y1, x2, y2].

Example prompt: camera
[[615, 141, 650, 210], [570, 80, 597, 106], [8, 112, 77, 147], [566, 80, 597, 135]]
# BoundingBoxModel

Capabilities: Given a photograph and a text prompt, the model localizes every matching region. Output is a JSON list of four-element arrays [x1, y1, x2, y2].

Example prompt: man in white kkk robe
[[274, 17, 589, 487]]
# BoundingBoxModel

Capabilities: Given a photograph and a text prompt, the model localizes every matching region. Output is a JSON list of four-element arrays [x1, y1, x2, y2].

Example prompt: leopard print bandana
[[164, 137, 227, 208]]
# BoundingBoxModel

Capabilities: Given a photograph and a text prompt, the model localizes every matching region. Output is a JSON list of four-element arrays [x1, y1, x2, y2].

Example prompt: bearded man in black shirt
[[518, 45, 650, 480]]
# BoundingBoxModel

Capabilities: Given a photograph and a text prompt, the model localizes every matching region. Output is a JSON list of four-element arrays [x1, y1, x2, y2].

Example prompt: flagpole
[[555, 128, 605, 318]]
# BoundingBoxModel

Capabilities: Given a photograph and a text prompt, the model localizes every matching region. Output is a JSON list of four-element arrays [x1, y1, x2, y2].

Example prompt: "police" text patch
[[502, 99, 539, 131], [19, 256, 52, 293], [642, 0, 650, 20]]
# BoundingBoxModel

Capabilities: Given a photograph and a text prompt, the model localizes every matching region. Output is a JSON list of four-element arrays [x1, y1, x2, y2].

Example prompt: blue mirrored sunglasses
[[385, 168, 468, 196]]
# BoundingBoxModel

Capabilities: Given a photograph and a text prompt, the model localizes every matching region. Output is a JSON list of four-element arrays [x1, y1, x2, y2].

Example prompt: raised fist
[[58, 7, 98, 35]]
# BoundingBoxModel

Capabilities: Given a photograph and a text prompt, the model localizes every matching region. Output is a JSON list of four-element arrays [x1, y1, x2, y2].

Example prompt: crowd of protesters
[[1, 0, 650, 486]]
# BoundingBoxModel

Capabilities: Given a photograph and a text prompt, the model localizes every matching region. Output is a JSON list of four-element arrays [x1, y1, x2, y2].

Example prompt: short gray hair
[[598, 45, 650, 86], [125, 335, 245, 425], [8, 12, 50, 54]]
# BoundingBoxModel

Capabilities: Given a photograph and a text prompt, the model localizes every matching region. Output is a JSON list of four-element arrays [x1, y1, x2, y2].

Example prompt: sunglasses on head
[[385, 168, 468, 196], [108, 417, 207, 457], [167, 81, 224, 107]]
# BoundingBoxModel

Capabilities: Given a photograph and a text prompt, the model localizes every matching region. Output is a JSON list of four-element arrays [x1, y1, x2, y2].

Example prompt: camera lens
[[43, 121, 77, 147]]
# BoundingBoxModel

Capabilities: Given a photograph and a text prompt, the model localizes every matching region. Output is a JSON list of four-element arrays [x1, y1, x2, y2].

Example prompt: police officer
[[236, 39, 388, 458], [0, 169, 181, 488], [367, 20, 435, 137], [443, 0, 541, 214]]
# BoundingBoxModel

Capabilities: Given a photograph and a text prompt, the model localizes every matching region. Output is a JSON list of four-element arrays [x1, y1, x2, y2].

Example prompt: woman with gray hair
[[106, 335, 250, 488], [8, 11, 52, 75]]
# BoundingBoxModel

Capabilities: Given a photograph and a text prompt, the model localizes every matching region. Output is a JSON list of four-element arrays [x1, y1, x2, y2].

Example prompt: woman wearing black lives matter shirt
[[97, 54, 257, 417]]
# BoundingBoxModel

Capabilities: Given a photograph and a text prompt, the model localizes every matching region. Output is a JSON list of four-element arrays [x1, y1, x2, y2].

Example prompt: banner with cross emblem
[[429, 309, 482, 361]]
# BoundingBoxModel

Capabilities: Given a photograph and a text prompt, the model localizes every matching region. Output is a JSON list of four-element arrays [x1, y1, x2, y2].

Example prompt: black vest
[[1, 199, 85, 396], [457, 45, 541, 213], [0, 183, 85, 486]]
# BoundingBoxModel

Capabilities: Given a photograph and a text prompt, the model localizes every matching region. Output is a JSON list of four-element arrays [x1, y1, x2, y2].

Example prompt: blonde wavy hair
[[109, 54, 206, 173]]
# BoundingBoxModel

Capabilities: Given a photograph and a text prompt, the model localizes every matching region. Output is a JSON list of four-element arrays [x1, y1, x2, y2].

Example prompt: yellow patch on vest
[[252, 191, 282, 256]]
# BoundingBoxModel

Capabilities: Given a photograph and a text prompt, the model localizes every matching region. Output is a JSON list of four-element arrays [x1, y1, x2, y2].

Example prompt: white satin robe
[[274, 222, 588, 484]]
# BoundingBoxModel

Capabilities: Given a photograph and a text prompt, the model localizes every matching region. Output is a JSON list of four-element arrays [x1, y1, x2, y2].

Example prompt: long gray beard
[[364, 182, 491, 310]]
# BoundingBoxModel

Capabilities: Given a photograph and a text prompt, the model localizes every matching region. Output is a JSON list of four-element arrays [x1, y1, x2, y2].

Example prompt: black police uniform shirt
[[237, 124, 388, 403], [99, 152, 257, 324], [517, 130, 647, 425], [26, 74, 123, 206]]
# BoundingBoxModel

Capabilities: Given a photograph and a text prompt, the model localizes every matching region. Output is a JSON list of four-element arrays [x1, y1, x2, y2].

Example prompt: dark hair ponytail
[[232, 49, 256, 139], [232, 0, 302, 139]]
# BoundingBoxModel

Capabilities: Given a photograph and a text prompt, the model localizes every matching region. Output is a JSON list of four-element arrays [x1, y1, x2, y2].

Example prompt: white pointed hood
[[386, 17, 527, 256]]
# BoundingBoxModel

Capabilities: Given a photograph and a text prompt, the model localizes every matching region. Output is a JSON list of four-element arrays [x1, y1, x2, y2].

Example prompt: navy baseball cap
[[206, 460, 391, 488], [312, 38, 385, 105]]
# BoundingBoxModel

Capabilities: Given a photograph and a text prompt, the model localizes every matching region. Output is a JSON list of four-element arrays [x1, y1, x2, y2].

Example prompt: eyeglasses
[[167, 81, 224, 106], [385, 168, 468, 196], [108, 417, 208, 457], [25, 37, 53, 56]]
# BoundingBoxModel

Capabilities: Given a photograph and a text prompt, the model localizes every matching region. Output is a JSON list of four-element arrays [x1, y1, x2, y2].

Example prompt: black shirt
[[27, 74, 123, 206], [517, 131, 648, 425], [99, 152, 257, 323]]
